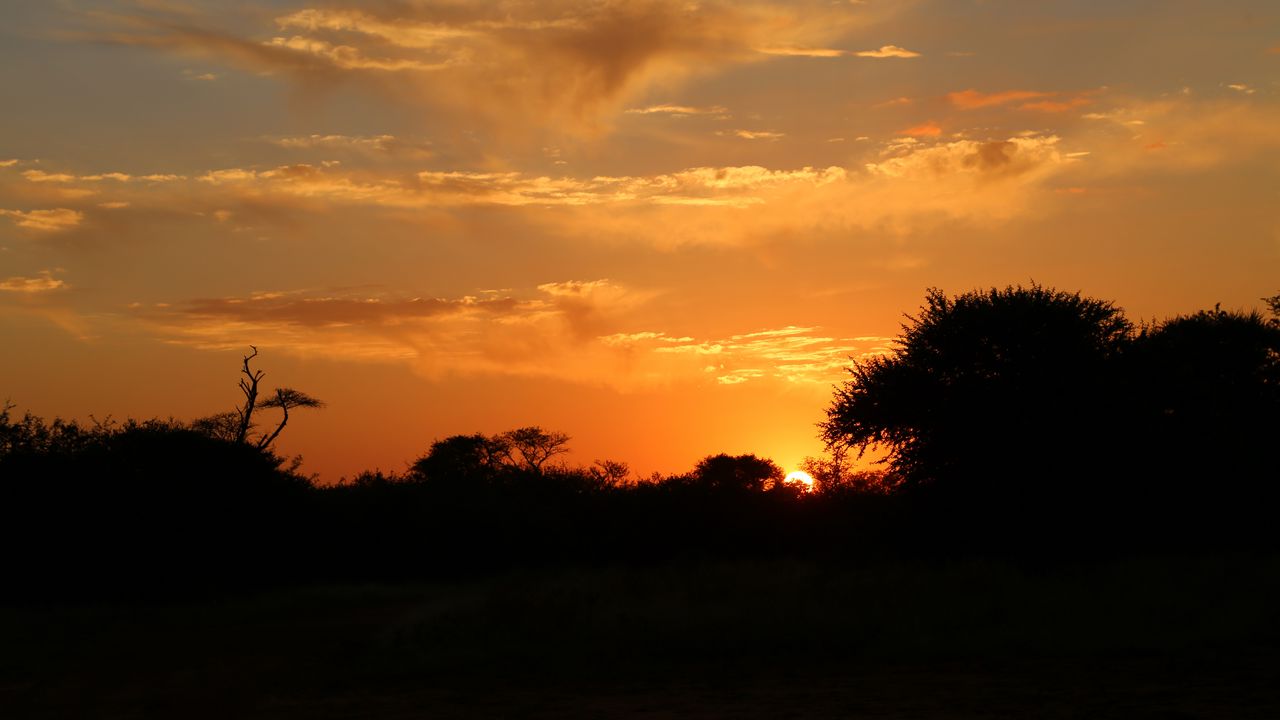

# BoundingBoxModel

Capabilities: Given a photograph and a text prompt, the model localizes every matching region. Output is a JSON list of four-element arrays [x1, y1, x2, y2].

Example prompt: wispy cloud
[[898, 121, 942, 137], [139, 280, 886, 388], [947, 89, 1052, 109], [948, 88, 1093, 112], [0, 208, 85, 232], [757, 46, 847, 58], [854, 45, 920, 58], [730, 130, 785, 140], [0, 270, 66, 294], [625, 104, 728, 116], [87, 1, 886, 135]]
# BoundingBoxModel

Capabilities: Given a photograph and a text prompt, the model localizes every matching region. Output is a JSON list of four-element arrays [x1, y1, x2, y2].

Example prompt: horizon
[[2, 1, 1278, 481]]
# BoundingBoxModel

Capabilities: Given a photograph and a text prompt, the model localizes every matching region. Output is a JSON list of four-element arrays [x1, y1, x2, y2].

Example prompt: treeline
[[2, 286, 1278, 600]]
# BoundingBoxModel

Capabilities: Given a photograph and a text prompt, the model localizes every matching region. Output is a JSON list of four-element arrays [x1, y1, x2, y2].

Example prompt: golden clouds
[[0, 271, 66, 294], [948, 89, 1051, 109], [899, 122, 942, 138], [866, 136, 1065, 180], [0, 208, 84, 232], [139, 281, 881, 389], [625, 104, 728, 116], [854, 45, 920, 58], [94, 1, 878, 133], [947, 88, 1092, 112]]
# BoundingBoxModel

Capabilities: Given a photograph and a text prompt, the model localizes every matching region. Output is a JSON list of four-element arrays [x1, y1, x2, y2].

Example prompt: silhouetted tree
[[821, 284, 1134, 492], [1129, 304, 1280, 485], [194, 346, 325, 450], [587, 459, 632, 488], [687, 453, 784, 493], [800, 449, 900, 496], [410, 433, 509, 484], [500, 426, 571, 472], [256, 388, 325, 450]]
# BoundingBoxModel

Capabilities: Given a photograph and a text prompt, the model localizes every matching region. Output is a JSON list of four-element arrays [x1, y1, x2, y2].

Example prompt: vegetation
[[4, 286, 1280, 717], [1, 286, 1278, 600]]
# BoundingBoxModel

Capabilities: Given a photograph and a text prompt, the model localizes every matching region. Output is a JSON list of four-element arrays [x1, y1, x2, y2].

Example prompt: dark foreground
[[4, 554, 1279, 719]]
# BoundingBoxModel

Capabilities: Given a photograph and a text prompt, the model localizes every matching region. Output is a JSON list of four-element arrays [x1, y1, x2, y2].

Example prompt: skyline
[[2, 0, 1278, 480]]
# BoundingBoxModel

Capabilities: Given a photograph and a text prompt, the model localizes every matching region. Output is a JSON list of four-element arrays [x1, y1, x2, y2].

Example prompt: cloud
[[88, 1, 882, 135], [730, 130, 785, 140], [0, 208, 85, 232], [1226, 83, 1256, 95], [0, 271, 66, 294], [21, 169, 185, 183], [139, 280, 886, 388], [0, 160, 17, 168], [183, 162, 845, 209], [756, 46, 847, 58], [947, 89, 1053, 109], [867, 136, 1064, 180], [625, 104, 728, 115], [899, 122, 942, 137], [603, 325, 892, 385], [854, 45, 920, 58], [268, 134, 434, 158], [948, 88, 1094, 112], [265, 36, 451, 72]]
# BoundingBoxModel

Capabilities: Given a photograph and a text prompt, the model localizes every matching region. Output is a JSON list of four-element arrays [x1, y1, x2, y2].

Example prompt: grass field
[[4, 553, 1279, 718]]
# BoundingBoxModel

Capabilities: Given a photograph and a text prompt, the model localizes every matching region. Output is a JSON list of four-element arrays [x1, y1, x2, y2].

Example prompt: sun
[[784, 470, 815, 492]]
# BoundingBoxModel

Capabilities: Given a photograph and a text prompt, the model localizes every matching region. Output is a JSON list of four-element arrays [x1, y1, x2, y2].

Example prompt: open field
[[4, 553, 1279, 718]]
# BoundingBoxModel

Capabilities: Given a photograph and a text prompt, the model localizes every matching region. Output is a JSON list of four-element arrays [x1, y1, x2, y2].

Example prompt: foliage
[[194, 346, 325, 450], [409, 426, 571, 484], [678, 453, 784, 493], [821, 284, 1135, 489]]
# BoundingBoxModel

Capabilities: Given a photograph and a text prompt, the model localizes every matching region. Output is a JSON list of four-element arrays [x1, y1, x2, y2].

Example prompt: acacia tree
[[821, 284, 1134, 490], [193, 346, 324, 451], [410, 426, 571, 483], [686, 453, 784, 493], [500, 426, 571, 472]]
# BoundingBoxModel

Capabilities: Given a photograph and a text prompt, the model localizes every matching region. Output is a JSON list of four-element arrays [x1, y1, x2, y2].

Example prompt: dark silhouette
[[821, 284, 1133, 492], [192, 346, 325, 449], [821, 284, 1280, 551], [2, 287, 1278, 599], [679, 453, 784, 493]]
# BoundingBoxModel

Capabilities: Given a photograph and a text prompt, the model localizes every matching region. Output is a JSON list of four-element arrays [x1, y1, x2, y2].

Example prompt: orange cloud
[[0, 271, 66, 293], [855, 45, 920, 58], [899, 122, 942, 137], [947, 89, 1053, 109], [0, 208, 84, 232], [93, 1, 879, 135], [625, 104, 728, 115], [139, 281, 883, 389]]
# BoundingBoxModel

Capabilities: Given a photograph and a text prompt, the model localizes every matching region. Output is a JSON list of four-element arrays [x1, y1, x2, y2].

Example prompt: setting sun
[[784, 471, 816, 491]]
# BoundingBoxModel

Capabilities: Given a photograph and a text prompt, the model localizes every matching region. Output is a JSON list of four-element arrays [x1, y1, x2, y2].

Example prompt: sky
[[2, 0, 1278, 481]]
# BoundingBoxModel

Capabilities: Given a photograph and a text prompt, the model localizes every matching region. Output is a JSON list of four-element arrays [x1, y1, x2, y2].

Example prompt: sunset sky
[[2, 0, 1278, 481]]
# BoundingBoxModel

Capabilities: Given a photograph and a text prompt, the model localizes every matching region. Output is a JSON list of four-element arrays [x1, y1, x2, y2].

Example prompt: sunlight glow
[[784, 470, 816, 492]]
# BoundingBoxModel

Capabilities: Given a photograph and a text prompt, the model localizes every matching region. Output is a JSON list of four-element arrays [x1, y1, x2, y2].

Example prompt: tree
[[499, 426, 571, 472], [687, 453, 783, 493], [1129, 304, 1280, 480], [821, 284, 1134, 491], [194, 347, 325, 450], [410, 433, 509, 483]]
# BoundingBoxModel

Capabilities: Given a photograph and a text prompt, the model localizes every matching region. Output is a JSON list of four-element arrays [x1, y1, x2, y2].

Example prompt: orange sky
[[2, 1, 1278, 481]]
